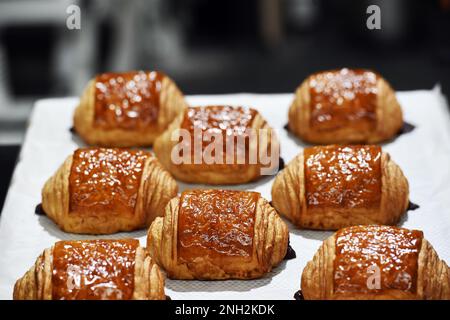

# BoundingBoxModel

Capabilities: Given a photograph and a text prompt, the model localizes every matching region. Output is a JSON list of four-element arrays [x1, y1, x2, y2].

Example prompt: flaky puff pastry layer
[[288, 74, 403, 144], [13, 244, 165, 300], [301, 230, 450, 300], [147, 196, 289, 280], [74, 74, 187, 147], [271, 151, 409, 230], [42, 152, 178, 234], [153, 108, 278, 185]]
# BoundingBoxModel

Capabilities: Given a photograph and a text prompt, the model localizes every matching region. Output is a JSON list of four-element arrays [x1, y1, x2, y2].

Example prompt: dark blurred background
[[0, 0, 450, 210]]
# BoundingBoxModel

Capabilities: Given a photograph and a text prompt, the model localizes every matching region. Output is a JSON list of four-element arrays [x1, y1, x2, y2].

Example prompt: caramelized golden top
[[52, 239, 139, 300], [94, 71, 165, 130], [179, 106, 257, 162], [334, 225, 423, 294], [181, 106, 256, 134], [177, 190, 259, 262], [304, 145, 381, 209], [69, 148, 149, 216], [309, 68, 378, 132]]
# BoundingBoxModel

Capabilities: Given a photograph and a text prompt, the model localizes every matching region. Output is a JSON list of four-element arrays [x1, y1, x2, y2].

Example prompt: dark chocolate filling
[[408, 201, 420, 211], [278, 157, 285, 172], [397, 121, 416, 136], [294, 290, 304, 300], [35, 203, 46, 215], [284, 239, 296, 260]]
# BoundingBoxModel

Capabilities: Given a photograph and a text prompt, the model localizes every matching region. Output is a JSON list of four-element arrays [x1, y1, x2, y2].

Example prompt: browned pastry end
[[154, 105, 279, 184], [41, 147, 178, 234], [271, 145, 409, 230], [74, 71, 188, 147], [13, 239, 165, 300], [301, 225, 450, 300], [147, 189, 289, 279], [288, 68, 403, 144]]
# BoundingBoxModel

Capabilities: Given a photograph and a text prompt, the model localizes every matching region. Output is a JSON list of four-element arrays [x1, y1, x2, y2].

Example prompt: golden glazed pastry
[[147, 189, 289, 279], [40, 147, 178, 234], [288, 68, 403, 144], [271, 145, 409, 230], [301, 225, 450, 300], [154, 105, 279, 184], [14, 239, 166, 300], [74, 71, 188, 147]]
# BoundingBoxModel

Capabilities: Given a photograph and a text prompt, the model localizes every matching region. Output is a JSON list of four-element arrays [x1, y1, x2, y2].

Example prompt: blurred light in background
[[0, 0, 449, 144]]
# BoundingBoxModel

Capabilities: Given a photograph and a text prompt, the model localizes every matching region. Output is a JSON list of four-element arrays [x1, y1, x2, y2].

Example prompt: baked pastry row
[[74, 68, 403, 149], [40, 143, 410, 235], [16, 190, 291, 299], [15, 225, 449, 300]]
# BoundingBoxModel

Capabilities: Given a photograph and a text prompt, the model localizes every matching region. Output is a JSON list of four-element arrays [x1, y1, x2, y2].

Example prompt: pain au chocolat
[[288, 68, 403, 144], [147, 190, 289, 279], [74, 71, 188, 147], [14, 239, 166, 300], [301, 225, 450, 299], [40, 147, 178, 234], [271, 145, 409, 230], [154, 105, 278, 184]]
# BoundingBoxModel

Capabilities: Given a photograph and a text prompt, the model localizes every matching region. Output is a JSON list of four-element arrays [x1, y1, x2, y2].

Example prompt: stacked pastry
[[282, 68, 449, 299]]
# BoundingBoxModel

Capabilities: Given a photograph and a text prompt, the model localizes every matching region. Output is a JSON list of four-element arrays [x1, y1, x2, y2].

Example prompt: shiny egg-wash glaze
[[41, 147, 178, 234], [74, 70, 188, 147], [94, 71, 164, 130], [154, 105, 278, 184], [182, 105, 257, 133], [304, 145, 381, 209], [13, 239, 166, 300], [52, 239, 139, 300], [334, 226, 422, 294], [288, 68, 403, 144], [178, 190, 258, 262], [271, 145, 409, 229], [180, 105, 257, 163], [69, 148, 148, 216], [147, 190, 289, 279], [309, 69, 377, 133], [301, 225, 450, 299]]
